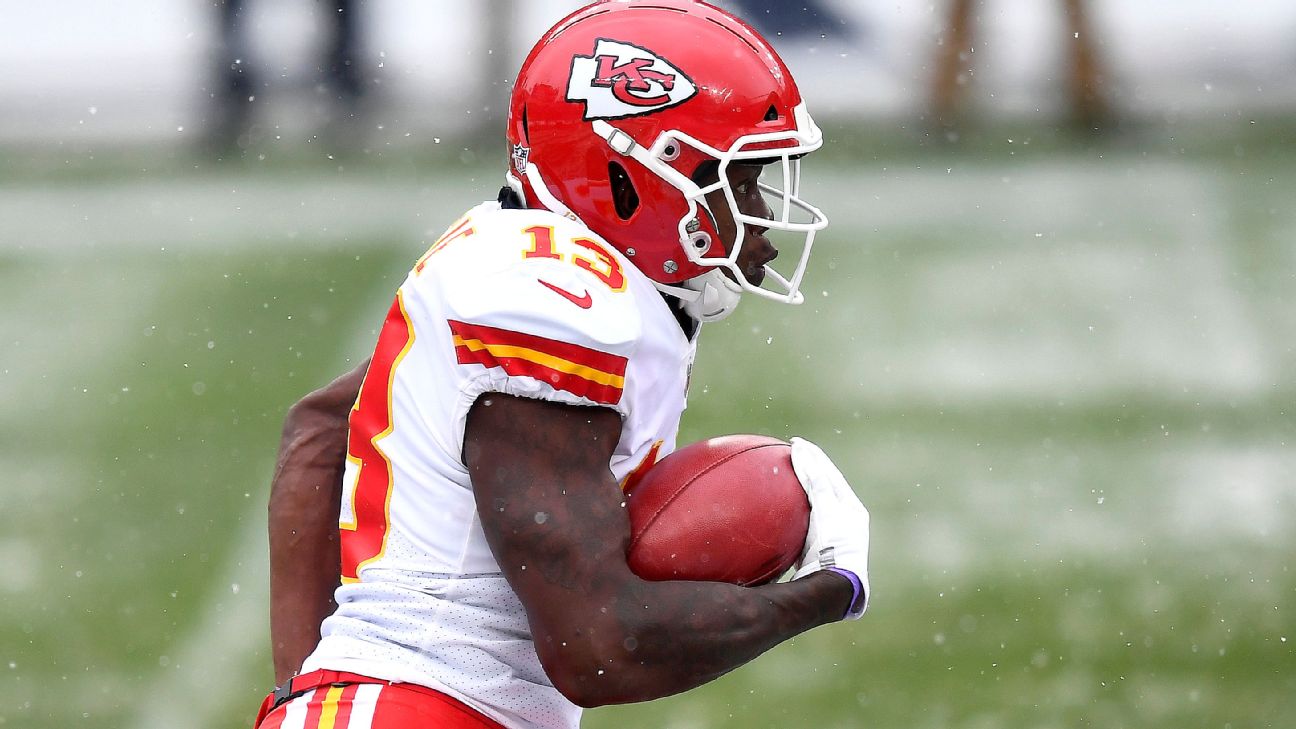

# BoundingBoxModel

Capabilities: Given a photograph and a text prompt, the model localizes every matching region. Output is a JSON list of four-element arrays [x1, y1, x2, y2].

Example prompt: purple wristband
[[825, 567, 864, 619]]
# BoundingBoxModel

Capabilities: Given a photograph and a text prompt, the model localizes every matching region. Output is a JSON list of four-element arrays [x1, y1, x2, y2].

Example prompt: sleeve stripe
[[449, 320, 628, 405], [449, 320, 628, 376], [452, 336, 626, 389]]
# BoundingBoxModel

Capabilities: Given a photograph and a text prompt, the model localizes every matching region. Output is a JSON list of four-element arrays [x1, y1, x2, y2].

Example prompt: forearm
[[268, 441, 343, 684], [605, 571, 851, 702], [268, 363, 366, 684], [492, 478, 852, 706]]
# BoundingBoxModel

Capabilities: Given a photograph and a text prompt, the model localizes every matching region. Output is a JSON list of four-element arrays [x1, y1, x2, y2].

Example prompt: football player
[[257, 2, 871, 728]]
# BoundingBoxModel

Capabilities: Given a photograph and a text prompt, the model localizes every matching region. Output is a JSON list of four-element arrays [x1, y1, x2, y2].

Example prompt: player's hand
[[789, 437, 870, 619]]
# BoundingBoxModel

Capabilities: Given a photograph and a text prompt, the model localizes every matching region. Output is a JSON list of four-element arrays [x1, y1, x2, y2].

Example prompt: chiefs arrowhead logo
[[567, 38, 697, 120]]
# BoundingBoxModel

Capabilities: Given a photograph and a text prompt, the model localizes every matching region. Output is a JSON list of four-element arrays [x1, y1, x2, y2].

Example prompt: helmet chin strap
[[506, 166, 579, 220], [504, 171, 527, 205], [654, 270, 742, 323]]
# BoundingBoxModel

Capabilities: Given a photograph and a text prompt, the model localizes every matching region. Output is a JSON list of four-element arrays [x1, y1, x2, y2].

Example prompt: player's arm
[[465, 393, 856, 707], [267, 361, 367, 685]]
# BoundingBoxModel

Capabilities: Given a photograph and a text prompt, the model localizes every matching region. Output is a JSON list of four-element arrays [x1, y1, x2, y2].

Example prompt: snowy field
[[1, 126, 1293, 727]]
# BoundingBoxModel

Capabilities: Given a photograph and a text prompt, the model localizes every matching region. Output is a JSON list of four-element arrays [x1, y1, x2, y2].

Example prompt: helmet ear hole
[[608, 162, 640, 220]]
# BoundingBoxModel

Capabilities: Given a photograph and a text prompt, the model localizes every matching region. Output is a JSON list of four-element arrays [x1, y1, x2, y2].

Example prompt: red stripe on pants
[[301, 688, 326, 728]]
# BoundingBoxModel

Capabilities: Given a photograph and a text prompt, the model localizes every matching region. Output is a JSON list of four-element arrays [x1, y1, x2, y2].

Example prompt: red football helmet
[[506, 0, 828, 321]]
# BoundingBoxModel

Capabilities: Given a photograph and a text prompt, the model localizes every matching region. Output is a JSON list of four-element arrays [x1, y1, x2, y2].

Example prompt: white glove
[[790, 437, 871, 619]]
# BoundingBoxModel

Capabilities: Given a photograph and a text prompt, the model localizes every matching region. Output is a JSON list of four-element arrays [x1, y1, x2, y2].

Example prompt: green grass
[[2, 125, 1294, 728], [0, 245, 411, 727]]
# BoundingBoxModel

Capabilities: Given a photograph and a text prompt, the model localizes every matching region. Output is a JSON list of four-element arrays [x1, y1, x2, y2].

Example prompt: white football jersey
[[302, 200, 698, 729]]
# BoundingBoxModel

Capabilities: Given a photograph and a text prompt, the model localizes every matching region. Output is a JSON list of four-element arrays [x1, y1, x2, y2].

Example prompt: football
[[625, 434, 810, 586]]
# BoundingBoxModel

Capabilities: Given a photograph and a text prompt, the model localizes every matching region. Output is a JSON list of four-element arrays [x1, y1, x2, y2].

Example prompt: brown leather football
[[626, 434, 810, 586]]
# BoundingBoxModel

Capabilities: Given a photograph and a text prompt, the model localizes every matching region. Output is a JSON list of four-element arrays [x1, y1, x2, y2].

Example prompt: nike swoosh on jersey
[[538, 279, 593, 309]]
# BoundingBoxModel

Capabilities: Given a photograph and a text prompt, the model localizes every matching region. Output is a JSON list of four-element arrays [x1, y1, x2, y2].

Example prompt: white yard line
[[132, 508, 271, 729], [131, 336, 377, 729]]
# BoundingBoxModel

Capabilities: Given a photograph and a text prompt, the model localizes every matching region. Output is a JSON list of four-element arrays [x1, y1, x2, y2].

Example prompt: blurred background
[[2, 1, 1294, 727]]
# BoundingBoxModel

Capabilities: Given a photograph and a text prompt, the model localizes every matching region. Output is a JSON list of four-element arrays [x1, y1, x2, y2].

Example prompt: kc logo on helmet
[[567, 39, 697, 120]]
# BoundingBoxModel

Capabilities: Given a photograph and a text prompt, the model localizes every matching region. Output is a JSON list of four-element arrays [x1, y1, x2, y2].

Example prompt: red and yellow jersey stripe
[[448, 319, 628, 406], [340, 292, 416, 583]]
